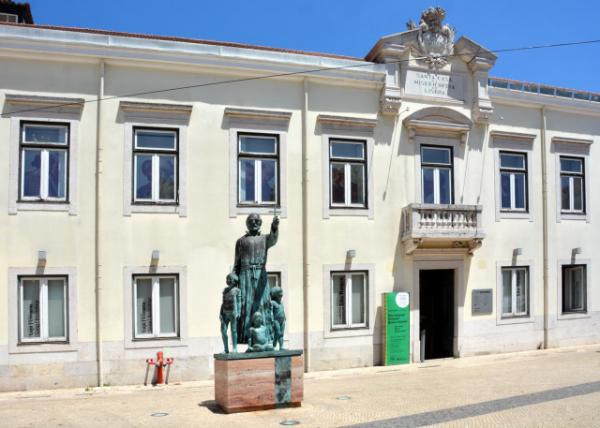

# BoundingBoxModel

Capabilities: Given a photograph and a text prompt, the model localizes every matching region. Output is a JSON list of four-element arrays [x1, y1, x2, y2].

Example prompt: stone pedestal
[[214, 349, 303, 413]]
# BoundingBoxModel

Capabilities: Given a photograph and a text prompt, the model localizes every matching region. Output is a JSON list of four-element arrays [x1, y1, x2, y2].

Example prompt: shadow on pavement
[[198, 400, 226, 414], [346, 381, 600, 428]]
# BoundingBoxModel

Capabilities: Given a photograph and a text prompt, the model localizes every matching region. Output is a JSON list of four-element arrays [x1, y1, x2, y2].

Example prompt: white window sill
[[125, 338, 187, 350], [327, 208, 372, 218], [128, 204, 183, 215], [497, 315, 535, 326], [324, 326, 371, 339], [559, 213, 588, 221], [11, 202, 75, 214], [558, 312, 590, 321], [9, 342, 78, 354], [498, 210, 531, 220], [232, 205, 287, 218]]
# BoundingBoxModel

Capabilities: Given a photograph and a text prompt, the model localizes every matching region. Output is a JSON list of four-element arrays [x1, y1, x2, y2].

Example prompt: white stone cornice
[[4, 93, 85, 117], [490, 130, 537, 141], [0, 25, 385, 87], [317, 114, 377, 134], [119, 101, 193, 115], [551, 136, 593, 146]]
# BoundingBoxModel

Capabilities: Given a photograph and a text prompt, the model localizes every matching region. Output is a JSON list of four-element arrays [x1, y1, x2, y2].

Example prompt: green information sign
[[384, 292, 410, 365]]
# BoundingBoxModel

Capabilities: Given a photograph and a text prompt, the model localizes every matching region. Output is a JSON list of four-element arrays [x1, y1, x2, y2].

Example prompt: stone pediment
[[369, 7, 497, 122], [403, 107, 472, 143]]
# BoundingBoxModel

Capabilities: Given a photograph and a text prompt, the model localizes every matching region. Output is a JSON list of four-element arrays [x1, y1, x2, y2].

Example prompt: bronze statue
[[271, 286, 286, 350], [219, 273, 241, 353], [233, 213, 279, 345], [247, 311, 274, 352]]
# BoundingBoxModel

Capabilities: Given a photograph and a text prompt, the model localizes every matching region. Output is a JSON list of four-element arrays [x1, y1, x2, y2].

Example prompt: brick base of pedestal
[[214, 350, 304, 413]]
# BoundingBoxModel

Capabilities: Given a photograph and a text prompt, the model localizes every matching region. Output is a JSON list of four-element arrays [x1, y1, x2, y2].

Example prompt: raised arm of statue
[[267, 216, 279, 248]]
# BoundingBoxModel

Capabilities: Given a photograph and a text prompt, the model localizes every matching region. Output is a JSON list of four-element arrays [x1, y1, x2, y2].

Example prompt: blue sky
[[27, 0, 600, 92]]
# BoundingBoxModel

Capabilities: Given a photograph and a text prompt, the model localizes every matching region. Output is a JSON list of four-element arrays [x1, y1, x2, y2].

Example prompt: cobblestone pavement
[[1, 345, 600, 427]]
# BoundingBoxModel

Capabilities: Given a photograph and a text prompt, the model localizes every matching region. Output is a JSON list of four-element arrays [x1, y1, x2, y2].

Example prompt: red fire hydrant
[[145, 351, 174, 386]]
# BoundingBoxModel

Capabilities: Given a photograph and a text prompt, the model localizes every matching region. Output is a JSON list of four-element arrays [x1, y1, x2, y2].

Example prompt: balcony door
[[421, 145, 453, 204]]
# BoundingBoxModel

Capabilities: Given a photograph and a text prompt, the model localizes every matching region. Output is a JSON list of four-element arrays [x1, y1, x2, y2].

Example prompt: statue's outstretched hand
[[272, 216, 280, 228]]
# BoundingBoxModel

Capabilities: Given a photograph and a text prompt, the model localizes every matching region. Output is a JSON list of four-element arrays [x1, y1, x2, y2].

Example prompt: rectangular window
[[501, 267, 529, 318], [562, 265, 587, 313], [19, 123, 69, 202], [19, 276, 68, 343], [499, 151, 528, 211], [133, 275, 179, 339], [560, 156, 585, 214], [238, 134, 279, 206], [0, 13, 18, 23], [267, 272, 281, 289], [133, 128, 178, 204], [329, 139, 367, 208], [421, 146, 453, 204], [331, 272, 367, 329]]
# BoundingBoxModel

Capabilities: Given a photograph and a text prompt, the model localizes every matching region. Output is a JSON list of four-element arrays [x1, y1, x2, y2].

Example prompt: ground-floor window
[[331, 271, 367, 329], [501, 267, 529, 318], [562, 265, 587, 313], [19, 276, 68, 343], [133, 275, 179, 339]]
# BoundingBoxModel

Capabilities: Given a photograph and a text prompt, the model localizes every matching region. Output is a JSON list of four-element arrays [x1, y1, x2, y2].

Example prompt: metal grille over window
[[331, 272, 367, 329], [560, 157, 585, 214], [133, 129, 178, 204], [20, 123, 69, 202], [329, 140, 367, 208], [421, 146, 453, 204], [500, 152, 528, 211], [238, 134, 279, 206]]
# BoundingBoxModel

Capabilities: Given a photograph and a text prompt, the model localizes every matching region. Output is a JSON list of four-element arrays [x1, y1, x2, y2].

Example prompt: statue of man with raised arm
[[233, 213, 279, 346]]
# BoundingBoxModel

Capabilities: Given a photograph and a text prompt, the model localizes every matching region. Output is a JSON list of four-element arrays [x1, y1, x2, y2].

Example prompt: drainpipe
[[95, 60, 105, 386], [301, 78, 310, 372], [540, 107, 549, 349]]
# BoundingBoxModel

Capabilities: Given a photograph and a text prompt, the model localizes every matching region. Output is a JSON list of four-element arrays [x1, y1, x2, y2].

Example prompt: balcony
[[401, 203, 485, 254]]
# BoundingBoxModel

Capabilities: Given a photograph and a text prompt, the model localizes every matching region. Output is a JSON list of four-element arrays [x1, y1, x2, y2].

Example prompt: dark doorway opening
[[419, 269, 454, 360]]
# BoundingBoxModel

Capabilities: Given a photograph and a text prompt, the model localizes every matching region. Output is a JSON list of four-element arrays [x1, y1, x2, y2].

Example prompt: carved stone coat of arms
[[409, 7, 455, 69]]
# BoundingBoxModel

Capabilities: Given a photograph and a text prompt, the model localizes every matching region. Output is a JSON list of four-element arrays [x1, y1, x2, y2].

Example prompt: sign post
[[384, 292, 410, 365]]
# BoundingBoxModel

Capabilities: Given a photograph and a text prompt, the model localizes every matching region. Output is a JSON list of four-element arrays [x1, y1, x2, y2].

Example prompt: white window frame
[[0, 12, 18, 23], [133, 275, 179, 340], [561, 265, 587, 314], [499, 151, 528, 212], [19, 123, 69, 202], [495, 260, 535, 326], [237, 134, 279, 207], [7, 94, 82, 215], [330, 271, 368, 330], [8, 266, 78, 355], [559, 156, 585, 214], [553, 137, 591, 222], [132, 128, 178, 204], [420, 145, 453, 204], [328, 139, 367, 208], [19, 276, 68, 343], [500, 267, 529, 318], [120, 101, 191, 217], [226, 108, 290, 218], [492, 133, 536, 221]]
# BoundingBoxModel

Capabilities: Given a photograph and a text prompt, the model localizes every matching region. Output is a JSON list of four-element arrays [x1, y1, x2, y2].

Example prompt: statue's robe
[[233, 225, 278, 344]]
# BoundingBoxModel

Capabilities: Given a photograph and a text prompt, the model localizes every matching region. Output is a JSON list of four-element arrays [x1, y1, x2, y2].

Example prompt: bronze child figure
[[270, 286, 286, 350], [219, 272, 241, 353], [247, 311, 274, 352]]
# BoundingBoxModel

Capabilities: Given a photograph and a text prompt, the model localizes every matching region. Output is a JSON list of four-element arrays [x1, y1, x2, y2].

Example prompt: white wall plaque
[[405, 69, 465, 101]]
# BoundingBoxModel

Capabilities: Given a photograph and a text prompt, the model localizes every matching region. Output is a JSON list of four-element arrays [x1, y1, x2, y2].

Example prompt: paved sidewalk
[[1, 345, 600, 427]]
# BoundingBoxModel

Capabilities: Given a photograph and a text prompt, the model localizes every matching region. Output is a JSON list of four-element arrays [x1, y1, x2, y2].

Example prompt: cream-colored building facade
[[1, 9, 600, 391]]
